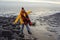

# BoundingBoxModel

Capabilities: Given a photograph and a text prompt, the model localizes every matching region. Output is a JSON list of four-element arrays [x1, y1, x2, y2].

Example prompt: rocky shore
[[0, 16, 25, 40]]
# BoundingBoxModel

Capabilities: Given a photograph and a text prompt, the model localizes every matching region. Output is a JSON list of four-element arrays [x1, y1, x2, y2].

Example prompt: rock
[[1, 30, 13, 40], [0, 16, 34, 40]]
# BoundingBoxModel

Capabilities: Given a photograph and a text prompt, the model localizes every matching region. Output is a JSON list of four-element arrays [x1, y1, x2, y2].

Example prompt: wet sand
[[23, 24, 56, 40]]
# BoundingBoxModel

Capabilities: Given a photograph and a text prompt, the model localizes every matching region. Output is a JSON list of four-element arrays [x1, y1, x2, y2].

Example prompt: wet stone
[[0, 16, 34, 40]]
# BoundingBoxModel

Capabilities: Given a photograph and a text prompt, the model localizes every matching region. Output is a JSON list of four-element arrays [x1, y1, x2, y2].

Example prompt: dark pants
[[20, 24, 32, 35]]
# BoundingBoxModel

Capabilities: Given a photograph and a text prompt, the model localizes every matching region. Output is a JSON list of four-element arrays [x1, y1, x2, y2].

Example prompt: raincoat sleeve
[[13, 10, 32, 24], [26, 10, 32, 14], [13, 13, 21, 24]]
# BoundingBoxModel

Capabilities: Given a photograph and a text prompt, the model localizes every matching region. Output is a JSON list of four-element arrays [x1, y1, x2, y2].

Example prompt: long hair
[[20, 7, 32, 25], [21, 7, 28, 17]]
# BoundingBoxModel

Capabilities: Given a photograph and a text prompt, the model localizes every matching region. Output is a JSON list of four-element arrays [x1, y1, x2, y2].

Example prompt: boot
[[28, 31, 32, 35]]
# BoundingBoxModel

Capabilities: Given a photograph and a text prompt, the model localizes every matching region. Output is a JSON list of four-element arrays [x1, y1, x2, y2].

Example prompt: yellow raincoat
[[13, 10, 31, 24]]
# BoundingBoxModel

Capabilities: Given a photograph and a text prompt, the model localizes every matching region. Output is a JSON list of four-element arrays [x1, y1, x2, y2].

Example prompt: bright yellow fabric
[[13, 10, 31, 24]]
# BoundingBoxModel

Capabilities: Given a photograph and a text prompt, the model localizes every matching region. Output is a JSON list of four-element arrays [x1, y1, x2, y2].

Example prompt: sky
[[0, 0, 60, 1], [0, 0, 60, 4], [0, 0, 60, 2]]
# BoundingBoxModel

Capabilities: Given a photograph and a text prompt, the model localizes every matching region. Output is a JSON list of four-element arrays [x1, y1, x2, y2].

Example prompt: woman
[[13, 7, 32, 35]]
